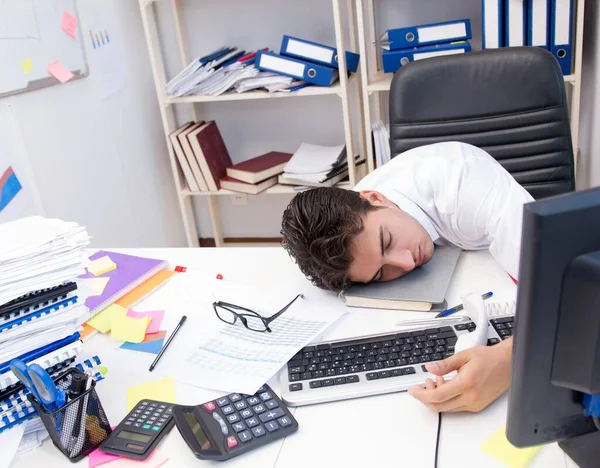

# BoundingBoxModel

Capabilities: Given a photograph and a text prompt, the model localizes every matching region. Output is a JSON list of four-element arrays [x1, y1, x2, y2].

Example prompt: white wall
[[579, 0, 600, 189], [0, 0, 186, 247], [154, 0, 483, 239]]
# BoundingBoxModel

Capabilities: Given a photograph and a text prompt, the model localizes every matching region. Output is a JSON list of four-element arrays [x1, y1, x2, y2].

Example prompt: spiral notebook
[[80, 251, 168, 317]]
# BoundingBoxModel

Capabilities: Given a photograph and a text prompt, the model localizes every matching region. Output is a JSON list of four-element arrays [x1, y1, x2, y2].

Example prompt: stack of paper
[[372, 120, 391, 168], [0, 216, 91, 436], [234, 72, 297, 93]]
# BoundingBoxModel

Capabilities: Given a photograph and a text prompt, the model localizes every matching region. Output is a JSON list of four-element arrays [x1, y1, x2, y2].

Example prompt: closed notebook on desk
[[343, 245, 461, 311]]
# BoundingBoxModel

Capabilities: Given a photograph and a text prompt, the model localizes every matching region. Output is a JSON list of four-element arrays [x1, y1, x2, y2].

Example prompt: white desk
[[12, 247, 575, 468]]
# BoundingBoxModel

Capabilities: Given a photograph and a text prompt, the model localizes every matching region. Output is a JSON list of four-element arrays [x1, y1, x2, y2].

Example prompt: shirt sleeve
[[451, 145, 535, 280]]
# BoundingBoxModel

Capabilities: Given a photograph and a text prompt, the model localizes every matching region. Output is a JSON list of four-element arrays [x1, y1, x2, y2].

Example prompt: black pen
[[149, 315, 187, 372]]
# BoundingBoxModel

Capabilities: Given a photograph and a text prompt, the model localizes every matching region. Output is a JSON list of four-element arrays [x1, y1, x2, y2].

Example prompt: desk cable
[[434, 412, 442, 468]]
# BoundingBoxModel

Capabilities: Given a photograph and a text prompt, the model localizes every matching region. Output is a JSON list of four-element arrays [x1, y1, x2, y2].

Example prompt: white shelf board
[[367, 70, 577, 93], [181, 182, 352, 196]]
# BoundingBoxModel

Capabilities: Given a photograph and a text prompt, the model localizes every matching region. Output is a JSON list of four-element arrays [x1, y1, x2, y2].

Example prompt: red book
[[226, 151, 293, 184], [219, 175, 278, 194], [186, 121, 233, 191]]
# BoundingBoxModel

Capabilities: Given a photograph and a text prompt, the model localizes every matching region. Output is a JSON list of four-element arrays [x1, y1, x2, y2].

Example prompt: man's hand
[[407, 337, 513, 412]]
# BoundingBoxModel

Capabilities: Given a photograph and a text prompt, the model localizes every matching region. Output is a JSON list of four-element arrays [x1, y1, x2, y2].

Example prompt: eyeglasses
[[212, 293, 303, 333]]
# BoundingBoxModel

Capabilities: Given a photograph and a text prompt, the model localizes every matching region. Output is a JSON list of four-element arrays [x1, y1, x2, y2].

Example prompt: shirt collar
[[377, 188, 440, 243]]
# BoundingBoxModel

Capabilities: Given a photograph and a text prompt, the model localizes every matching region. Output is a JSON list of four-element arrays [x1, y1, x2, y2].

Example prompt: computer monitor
[[506, 186, 600, 468]]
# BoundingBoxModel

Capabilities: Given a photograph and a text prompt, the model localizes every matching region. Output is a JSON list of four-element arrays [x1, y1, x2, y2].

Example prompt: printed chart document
[[161, 274, 346, 395]]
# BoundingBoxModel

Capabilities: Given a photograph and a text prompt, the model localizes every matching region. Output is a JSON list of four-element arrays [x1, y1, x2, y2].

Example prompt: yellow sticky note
[[88, 255, 117, 276], [87, 304, 127, 333], [86, 277, 110, 296], [21, 58, 33, 74], [127, 378, 176, 411], [480, 426, 542, 468], [111, 314, 150, 343]]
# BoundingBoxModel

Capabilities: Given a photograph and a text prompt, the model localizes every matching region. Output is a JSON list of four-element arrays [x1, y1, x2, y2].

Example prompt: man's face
[[347, 190, 435, 284]]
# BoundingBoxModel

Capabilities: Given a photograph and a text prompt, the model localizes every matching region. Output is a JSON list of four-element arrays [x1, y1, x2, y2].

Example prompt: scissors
[[10, 359, 66, 412]]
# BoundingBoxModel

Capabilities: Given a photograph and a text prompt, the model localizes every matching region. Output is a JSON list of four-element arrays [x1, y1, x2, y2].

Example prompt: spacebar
[[329, 333, 399, 349]]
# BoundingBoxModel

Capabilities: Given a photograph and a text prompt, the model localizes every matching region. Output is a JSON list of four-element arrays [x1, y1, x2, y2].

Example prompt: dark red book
[[226, 151, 293, 184], [186, 121, 233, 191]]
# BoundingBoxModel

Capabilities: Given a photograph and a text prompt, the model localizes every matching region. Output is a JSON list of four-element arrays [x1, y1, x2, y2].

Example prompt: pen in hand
[[435, 291, 493, 318]]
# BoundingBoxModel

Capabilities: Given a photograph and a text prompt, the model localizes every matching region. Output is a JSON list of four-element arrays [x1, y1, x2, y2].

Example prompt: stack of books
[[376, 18, 472, 74], [0, 216, 92, 435]]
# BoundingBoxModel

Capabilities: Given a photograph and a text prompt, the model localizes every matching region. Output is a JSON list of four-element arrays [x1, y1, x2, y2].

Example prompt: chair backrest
[[389, 46, 575, 199]]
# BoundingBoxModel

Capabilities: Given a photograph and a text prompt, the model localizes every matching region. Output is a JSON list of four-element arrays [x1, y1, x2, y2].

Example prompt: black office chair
[[388, 46, 575, 199]]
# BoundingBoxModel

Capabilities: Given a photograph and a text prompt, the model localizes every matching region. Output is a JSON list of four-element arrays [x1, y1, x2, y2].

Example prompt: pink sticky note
[[126, 309, 165, 335], [46, 60, 74, 83], [61, 10, 78, 39], [89, 448, 120, 468]]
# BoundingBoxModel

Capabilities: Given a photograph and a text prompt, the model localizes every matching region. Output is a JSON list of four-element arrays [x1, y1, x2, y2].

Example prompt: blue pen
[[435, 291, 493, 318]]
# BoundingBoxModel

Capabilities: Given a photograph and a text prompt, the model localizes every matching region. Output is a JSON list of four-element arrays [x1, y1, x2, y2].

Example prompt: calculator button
[[148, 417, 156, 422], [238, 430, 253, 443], [232, 422, 246, 433], [124, 422, 132, 426], [259, 408, 285, 423], [252, 425, 266, 437], [229, 394, 242, 402], [234, 400, 247, 410], [252, 404, 266, 414], [152, 426, 161, 431], [149, 403, 157, 408], [245, 417, 259, 428], [159, 404, 167, 409], [155, 423, 163, 427], [159, 418, 168, 424], [226, 436, 238, 449], [240, 409, 253, 419], [136, 419, 144, 423], [133, 423, 141, 428], [259, 392, 272, 402], [217, 397, 229, 407], [212, 413, 229, 435], [164, 408, 172, 415], [257, 386, 267, 392], [265, 400, 279, 410], [139, 402, 147, 407], [278, 416, 293, 428], [227, 413, 240, 424], [246, 396, 260, 405], [265, 421, 279, 432], [143, 411, 151, 415], [142, 424, 151, 429], [221, 405, 234, 415], [202, 402, 216, 413]]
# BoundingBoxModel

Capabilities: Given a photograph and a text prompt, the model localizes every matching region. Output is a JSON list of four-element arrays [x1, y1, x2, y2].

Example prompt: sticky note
[[88, 445, 120, 467], [21, 58, 33, 74], [480, 426, 542, 468], [102, 449, 168, 468], [120, 331, 166, 355], [111, 315, 150, 343], [46, 60, 74, 83], [61, 10, 78, 38], [87, 304, 127, 333], [88, 255, 117, 276], [85, 277, 110, 296], [127, 378, 176, 411], [126, 309, 165, 334]]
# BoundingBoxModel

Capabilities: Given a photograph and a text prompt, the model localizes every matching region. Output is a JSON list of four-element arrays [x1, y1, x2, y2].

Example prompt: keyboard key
[[265, 400, 279, 409], [289, 374, 300, 381], [232, 422, 247, 433], [366, 372, 379, 380], [432, 353, 444, 361], [317, 344, 330, 350], [226, 436, 238, 449], [246, 417, 259, 428], [238, 430, 253, 443], [309, 380, 322, 388], [302, 346, 316, 352], [379, 371, 391, 378], [409, 357, 422, 364], [265, 421, 279, 432], [334, 377, 346, 385], [404, 367, 416, 375], [392, 369, 402, 377], [487, 338, 500, 346], [259, 408, 285, 423], [252, 425, 267, 437], [253, 404, 266, 414], [323, 379, 334, 386], [301, 371, 314, 379], [289, 366, 305, 374], [240, 409, 253, 419], [455, 324, 468, 331], [346, 375, 359, 383], [289, 383, 303, 392], [425, 328, 440, 334]]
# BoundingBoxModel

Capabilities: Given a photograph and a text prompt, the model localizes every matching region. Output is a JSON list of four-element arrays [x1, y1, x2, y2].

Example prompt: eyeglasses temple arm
[[264, 294, 303, 324]]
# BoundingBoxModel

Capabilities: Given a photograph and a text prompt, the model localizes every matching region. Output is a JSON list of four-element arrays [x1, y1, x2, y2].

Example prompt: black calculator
[[99, 400, 175, 460], [173, 384, 298, 461]]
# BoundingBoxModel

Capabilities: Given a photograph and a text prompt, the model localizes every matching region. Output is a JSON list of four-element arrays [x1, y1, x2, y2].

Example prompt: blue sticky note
[[0, 167, 22, 212], [120, 338, 165, 355]]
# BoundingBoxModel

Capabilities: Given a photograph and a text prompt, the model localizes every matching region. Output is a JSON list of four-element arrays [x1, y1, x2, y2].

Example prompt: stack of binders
[[0, 216, 92, 435], [255, 35, 360, 87], [376, 19, 472, 74], [483, 0, 573, 75]]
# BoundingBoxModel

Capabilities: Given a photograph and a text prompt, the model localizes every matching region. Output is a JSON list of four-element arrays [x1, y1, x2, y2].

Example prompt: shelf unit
[[354, 0, 587, 174], [138, 0, 366, 248]]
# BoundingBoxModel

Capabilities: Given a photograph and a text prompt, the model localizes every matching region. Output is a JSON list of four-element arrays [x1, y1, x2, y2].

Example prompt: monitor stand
[[559, 430, 600, 468]]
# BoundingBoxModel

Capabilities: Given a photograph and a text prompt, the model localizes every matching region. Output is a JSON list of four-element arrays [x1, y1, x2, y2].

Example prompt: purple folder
[[80, 251, 168, 316]]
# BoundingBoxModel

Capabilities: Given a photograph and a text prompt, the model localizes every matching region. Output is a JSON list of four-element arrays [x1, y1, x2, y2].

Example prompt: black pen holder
[[28, 368, 112, 463]]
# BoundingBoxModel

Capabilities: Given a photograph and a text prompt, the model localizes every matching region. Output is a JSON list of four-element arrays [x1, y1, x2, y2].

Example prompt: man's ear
[[359, 190, 390, 207]]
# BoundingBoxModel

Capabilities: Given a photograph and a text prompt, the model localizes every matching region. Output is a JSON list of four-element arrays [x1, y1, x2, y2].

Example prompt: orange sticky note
[[61, 10, 78, 39], [46, 61, 74, 83]]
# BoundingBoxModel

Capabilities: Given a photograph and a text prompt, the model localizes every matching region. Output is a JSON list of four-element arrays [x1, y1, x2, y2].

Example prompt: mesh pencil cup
[[28, 368, 112, 462]]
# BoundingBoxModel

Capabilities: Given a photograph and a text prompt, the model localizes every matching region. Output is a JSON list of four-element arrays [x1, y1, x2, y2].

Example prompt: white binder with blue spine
[[482, 0, 505, 49], [381, 41, 472, 74], [550, 0, 573, 75], [255, 50, 338, 86], [528, 0, 550, 49], [506, 0, 527, 47], [376, 19, 471, 51], [280, 35, 360, 73]]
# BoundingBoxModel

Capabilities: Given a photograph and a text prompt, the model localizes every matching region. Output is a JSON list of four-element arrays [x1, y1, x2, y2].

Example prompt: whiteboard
[[0, 0, 88, 98]]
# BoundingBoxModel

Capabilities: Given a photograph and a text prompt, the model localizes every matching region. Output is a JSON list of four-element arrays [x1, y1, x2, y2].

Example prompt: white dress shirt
[[353, 141, 535, 280]]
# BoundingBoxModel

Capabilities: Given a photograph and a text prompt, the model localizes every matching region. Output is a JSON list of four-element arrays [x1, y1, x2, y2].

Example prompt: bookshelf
[[354, 0, 587, 175], [137, 0, 366, 248]]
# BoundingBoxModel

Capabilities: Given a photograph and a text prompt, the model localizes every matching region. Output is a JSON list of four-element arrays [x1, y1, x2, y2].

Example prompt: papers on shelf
[[372, 120, 391, 167], [160, 274, 346, 395]]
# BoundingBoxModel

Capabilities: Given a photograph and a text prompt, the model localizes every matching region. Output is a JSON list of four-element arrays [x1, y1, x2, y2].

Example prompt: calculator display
[[184, 411, 213, 450], [117, 430, 152, 443]]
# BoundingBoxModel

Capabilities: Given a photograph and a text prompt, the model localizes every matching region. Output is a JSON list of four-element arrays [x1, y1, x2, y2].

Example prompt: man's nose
[[387, 249, 416, 270]]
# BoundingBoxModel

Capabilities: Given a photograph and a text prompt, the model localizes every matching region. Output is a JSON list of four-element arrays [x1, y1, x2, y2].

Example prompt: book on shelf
[[219, 175, 278, 194], [171, 121, 210, 191], [226, 151, 292, 184]]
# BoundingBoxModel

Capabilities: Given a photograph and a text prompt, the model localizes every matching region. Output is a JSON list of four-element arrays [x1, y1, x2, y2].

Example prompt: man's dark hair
[[280, 187, 379, 292]]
